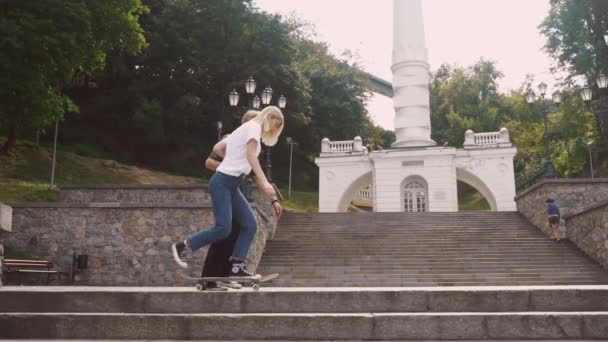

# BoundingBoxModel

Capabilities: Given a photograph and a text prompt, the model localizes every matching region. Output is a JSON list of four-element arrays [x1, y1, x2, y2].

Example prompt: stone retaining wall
[[1, 184, 278, 286], [514, 179, 608, 237], [564, 199, 608, 269]]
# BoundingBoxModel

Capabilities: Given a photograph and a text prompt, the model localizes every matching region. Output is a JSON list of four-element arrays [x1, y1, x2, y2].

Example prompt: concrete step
[[2, 286, 608, 314], [1, 311, 607, 340], [3, 286, 608, 340]]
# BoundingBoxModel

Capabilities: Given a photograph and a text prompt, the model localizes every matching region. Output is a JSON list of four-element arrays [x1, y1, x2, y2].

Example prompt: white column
[[391, 0, 436, 147]]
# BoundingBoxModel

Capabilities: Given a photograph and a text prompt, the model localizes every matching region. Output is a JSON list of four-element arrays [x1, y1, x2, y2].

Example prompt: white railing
[[330, 140, 354, 152], [463, 127, 511, 149], [321, 136, 366, 154], [354, 185, 373, 201], [474, 132, 501, 145]]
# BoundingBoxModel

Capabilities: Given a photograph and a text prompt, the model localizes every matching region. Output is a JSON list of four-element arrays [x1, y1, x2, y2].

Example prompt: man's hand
[[259, 179, 275, 198], [272, 201, 283, 220]]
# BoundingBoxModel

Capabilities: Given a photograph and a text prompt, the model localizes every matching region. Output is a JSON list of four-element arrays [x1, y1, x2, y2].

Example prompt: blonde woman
[[172, 106, 284, 277]]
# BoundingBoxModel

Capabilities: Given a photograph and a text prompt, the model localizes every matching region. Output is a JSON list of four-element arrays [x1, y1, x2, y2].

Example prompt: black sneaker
[[171, 241, 189, 268], [230, 261, 256, 278]]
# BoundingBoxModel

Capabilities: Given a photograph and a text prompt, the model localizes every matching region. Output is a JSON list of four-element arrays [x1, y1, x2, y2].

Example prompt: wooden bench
[[3, 258, 62, 285]]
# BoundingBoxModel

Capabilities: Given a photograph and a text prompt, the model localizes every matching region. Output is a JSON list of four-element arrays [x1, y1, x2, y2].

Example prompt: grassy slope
[[0, 140, 202, 203]]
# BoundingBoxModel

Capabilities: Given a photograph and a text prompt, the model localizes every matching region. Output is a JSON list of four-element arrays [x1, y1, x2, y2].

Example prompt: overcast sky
[[253, 0, 559, 130]]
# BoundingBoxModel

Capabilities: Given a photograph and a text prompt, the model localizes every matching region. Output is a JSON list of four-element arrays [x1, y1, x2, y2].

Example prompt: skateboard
[[179, 272, 279, 291]]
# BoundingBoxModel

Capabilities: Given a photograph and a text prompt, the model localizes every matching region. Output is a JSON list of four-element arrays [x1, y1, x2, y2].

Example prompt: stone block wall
[[2, 184, 278, 286], [564, 199, 608, 269], [514, 179, 608, 237]]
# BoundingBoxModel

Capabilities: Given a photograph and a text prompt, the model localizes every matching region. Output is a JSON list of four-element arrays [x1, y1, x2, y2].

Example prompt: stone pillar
[[353, 136, 363, 151], [321, 138, 331, 153], [391, 0, 436, 147], [0, 204, 11, 232]]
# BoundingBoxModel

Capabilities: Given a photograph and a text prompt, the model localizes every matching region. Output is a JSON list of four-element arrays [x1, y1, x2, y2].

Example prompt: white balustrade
[[354, 185, 373, 201], [463, 127, 511, 149], [320, 136, 365, 154], [474, 132, 501, 145]]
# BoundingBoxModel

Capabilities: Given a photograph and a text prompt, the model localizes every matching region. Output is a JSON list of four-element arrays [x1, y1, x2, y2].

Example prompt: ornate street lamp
[[552, 91, 562, 104], [226, 78, 287, 182], [538, 82, 548, 97], [525, 83, 558, 178], [228, 89, 239, 107], [580, 87, 593, 102], [245, 77, 256, 95], [261, 86, 274, 180], [278, 95, 287, 109], [252, 95, 261, 109], [525, 90, 536, 104], [580, 74, 608, 139], [597, 74, 608, 89], [261, 86, 273, 105]]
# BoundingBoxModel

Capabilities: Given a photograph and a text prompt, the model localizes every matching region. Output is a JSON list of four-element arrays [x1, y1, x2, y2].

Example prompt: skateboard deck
[[179, 272, 279, 291]]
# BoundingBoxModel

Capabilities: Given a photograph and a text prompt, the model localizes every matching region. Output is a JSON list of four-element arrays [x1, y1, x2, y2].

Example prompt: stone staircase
[[1, 286, 608, 340], [3, 210, 608, 340], [257, 212, 608, 286]]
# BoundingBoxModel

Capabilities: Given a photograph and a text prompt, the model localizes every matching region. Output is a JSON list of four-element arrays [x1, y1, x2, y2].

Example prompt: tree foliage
[[10, 0, 374, 189], [0, 0, 148, 154]]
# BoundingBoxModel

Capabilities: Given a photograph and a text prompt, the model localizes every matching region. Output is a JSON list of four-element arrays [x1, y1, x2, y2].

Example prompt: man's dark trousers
[[200, 218, 242, 287]]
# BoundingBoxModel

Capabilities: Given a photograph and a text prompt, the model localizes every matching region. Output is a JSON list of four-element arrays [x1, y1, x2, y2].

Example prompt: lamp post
[[580, 73, 608, 138], [216, 121, 223, 141], [49, 115, 59, 190], [227, 77, 287, 182], [586, 140, 595, 179], [525, 82, 560, 178], [286, 137, 296, 199]]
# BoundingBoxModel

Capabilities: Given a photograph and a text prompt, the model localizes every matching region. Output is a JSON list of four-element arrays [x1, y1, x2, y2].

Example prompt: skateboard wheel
[[195, 284, 204, 291], [252, 284, 260, 291]]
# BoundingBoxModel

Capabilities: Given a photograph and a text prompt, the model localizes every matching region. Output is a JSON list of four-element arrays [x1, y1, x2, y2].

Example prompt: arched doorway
[[337, 172, 374, 212], [456, 168, 497, 211], [401, 176, 428, 212]]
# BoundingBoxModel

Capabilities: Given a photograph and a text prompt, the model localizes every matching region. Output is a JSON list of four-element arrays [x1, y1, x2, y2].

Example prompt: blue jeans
[[186, 172, 257, 261]]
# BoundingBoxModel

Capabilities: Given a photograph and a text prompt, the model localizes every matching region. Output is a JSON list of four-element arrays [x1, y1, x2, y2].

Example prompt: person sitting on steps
[[171, 105, 284, 277]]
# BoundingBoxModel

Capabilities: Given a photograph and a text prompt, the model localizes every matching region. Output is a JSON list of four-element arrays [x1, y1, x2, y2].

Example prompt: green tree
[[295, 39, 370, 151], [540, 0, 608, 139], [0, 0, 147, 154], [430, 59, 511, 146]]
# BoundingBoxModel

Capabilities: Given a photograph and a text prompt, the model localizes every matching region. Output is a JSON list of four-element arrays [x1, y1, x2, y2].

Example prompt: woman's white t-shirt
[[217, 121, 262, 176]]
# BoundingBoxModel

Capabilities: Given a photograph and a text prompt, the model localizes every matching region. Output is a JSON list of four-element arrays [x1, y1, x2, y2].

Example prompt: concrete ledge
[[60, 184, 209, 189], [514, 178, 608, 200], [1, 312, 607, 340], [564, 198, 608, 219], [0, 203, 11, 232], [2, 287, 608, 314], [8, 202, 213, 209]]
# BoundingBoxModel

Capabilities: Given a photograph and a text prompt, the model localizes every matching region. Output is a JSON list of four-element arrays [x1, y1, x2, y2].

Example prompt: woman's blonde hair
[[253, 105, 284, 146], [241, 110, 259, 123]]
